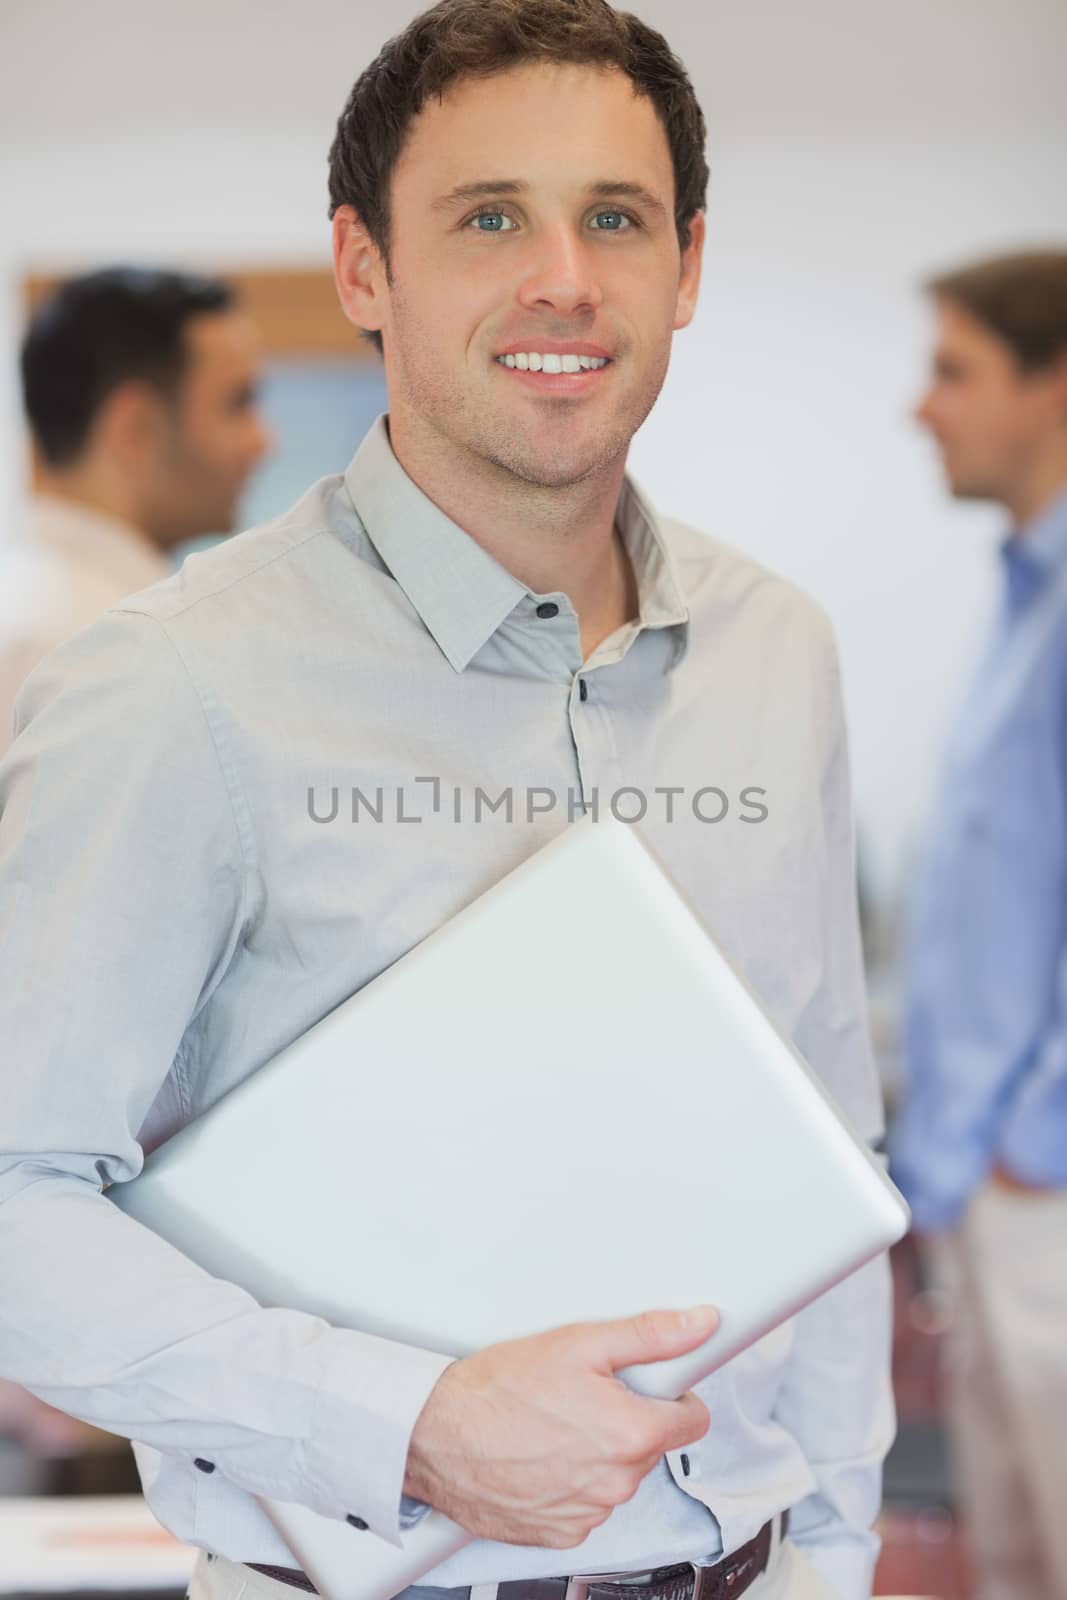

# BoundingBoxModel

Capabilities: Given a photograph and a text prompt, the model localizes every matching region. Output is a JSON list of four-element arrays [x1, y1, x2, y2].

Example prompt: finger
[[639, 1389, 712, 1453], [573, 1307, 719, 1373]]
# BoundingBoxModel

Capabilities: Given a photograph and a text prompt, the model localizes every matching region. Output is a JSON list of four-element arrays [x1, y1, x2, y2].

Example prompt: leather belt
[[244, 1511, 787, 1600]]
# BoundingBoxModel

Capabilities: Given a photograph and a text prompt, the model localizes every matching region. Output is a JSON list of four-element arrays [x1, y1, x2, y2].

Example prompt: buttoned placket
[[525, 597, 636, 823]]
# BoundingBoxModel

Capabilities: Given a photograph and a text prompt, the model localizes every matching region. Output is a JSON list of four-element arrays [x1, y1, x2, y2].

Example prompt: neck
[[1005, 441, 1067, 532], [385, 407, 639, 658], [35, 458, 158, 551]]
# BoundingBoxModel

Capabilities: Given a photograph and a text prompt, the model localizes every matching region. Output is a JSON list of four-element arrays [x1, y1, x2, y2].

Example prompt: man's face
[[914, 297, 1058, 507], [356, 62, 703, 488], [144, 310, 273, 545]]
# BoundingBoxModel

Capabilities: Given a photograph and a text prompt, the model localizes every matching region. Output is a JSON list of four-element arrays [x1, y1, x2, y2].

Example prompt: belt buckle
[[564, 1565, 707, 1600]]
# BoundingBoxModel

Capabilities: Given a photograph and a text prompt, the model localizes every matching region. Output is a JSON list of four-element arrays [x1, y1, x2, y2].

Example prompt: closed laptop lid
[[112, 814, 907, 1399]]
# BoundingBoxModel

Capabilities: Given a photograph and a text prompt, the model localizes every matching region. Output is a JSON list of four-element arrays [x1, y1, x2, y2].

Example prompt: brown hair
[[328, 0, 709, 356], [928, 249, 1067, 372]]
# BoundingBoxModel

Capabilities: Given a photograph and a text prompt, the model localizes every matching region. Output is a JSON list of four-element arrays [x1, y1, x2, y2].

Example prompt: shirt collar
[[1000, 483, 1067, 605], [342, 414, 689, 673], [614, 469, 691, 667]]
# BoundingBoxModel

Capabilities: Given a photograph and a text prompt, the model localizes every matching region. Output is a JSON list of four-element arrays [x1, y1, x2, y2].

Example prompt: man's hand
[[404, 1306, 718, 1549]]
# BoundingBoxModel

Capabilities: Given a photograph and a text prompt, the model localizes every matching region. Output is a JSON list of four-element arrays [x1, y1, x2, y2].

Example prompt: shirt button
[[194, 1458, 216, 1474], [346, 1515, 369, 1530], [535, 602, 559, 619]]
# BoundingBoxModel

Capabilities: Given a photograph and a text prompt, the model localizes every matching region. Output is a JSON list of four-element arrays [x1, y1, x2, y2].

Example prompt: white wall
[[2, 0, 1066, 892]]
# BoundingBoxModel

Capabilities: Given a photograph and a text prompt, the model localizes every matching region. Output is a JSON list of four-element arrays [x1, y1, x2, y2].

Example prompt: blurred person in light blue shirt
[[891, 248, 1067, 1600]]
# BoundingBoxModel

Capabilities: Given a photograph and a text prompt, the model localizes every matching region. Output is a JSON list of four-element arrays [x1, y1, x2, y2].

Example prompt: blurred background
[[1, 1, 1066, 1597]]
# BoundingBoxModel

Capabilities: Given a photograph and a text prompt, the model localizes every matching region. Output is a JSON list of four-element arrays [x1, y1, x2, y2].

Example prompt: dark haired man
[[0, 267, 272, 751], [892, 248, 1067, 1600], [0, 5, 891, 1599]]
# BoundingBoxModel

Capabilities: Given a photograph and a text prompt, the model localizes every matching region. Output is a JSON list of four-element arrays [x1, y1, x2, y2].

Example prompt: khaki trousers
[[927, 1181, 1067, 1600]]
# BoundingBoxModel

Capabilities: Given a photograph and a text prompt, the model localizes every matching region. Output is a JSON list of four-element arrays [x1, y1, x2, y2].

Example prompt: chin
[[947, 477, 994, 503], [489, 421, 634, 490], [210, 507, 240, 536], [508, 454, 605, 489]]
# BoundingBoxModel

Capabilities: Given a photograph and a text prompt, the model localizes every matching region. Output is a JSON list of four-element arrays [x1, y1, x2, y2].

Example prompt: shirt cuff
[[399, 1493, 434, 1530], [303, 1325, 456, 1544]]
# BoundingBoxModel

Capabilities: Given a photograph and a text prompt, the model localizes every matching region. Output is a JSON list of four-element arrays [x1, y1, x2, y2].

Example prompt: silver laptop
[[111, 813, 908, 1600]]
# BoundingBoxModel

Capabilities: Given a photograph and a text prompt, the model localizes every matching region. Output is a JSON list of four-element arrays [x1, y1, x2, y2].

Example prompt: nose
[[515, 221, 603, 319], [913, 388, 935, 429]]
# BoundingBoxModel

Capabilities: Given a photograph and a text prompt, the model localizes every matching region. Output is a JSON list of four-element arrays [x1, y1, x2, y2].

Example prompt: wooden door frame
[[22, 265, 377, 362]]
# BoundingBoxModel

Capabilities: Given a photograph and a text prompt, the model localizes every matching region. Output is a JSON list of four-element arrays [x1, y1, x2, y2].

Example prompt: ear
[[94, 379, 167, 466], [333, 205, 387, 338], [673, 210, 706, 334]]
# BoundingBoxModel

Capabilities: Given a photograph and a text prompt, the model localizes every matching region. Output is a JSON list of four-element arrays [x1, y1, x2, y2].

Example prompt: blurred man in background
[[0, 266, 273, 755], [0, 265, 271, 1465], [892, 248, 1067, 1600]]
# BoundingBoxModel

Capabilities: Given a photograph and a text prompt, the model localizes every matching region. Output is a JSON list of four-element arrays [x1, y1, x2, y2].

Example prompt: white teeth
[[495, 352, 610, 373]]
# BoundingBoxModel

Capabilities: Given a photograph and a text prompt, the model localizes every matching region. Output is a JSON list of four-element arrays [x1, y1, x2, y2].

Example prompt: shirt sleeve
[[0, 607, 453, 1545], [772, 622, 896, 1600], [890, 637, 1067, 1223]]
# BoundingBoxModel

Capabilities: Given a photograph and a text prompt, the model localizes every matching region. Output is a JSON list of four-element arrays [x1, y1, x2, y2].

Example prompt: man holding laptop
[[0, 3, 892, 1599]]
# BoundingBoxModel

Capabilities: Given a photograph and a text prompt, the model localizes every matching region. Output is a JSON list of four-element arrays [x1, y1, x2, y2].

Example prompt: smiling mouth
[[489, 353, 607, 377]]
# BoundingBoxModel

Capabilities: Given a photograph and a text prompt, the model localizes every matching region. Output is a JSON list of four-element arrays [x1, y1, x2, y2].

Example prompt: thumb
[[577, 1306, 720, 1374]]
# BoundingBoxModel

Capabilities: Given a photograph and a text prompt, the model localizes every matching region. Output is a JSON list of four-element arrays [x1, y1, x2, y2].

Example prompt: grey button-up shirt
[[0, 415, 891, 1598]]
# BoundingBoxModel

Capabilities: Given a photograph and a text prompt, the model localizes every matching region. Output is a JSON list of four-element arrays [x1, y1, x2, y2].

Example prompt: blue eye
[[464, 207, 638, 235], [470, 211, 513, 232]]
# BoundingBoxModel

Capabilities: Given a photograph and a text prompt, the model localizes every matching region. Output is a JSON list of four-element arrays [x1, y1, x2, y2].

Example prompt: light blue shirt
[[0, 416, 891, 1598], [892, 484, 1067, 1230]]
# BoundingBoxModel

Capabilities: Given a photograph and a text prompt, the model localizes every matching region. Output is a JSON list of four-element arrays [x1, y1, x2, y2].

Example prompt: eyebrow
[[430, 178, 668, 222]]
